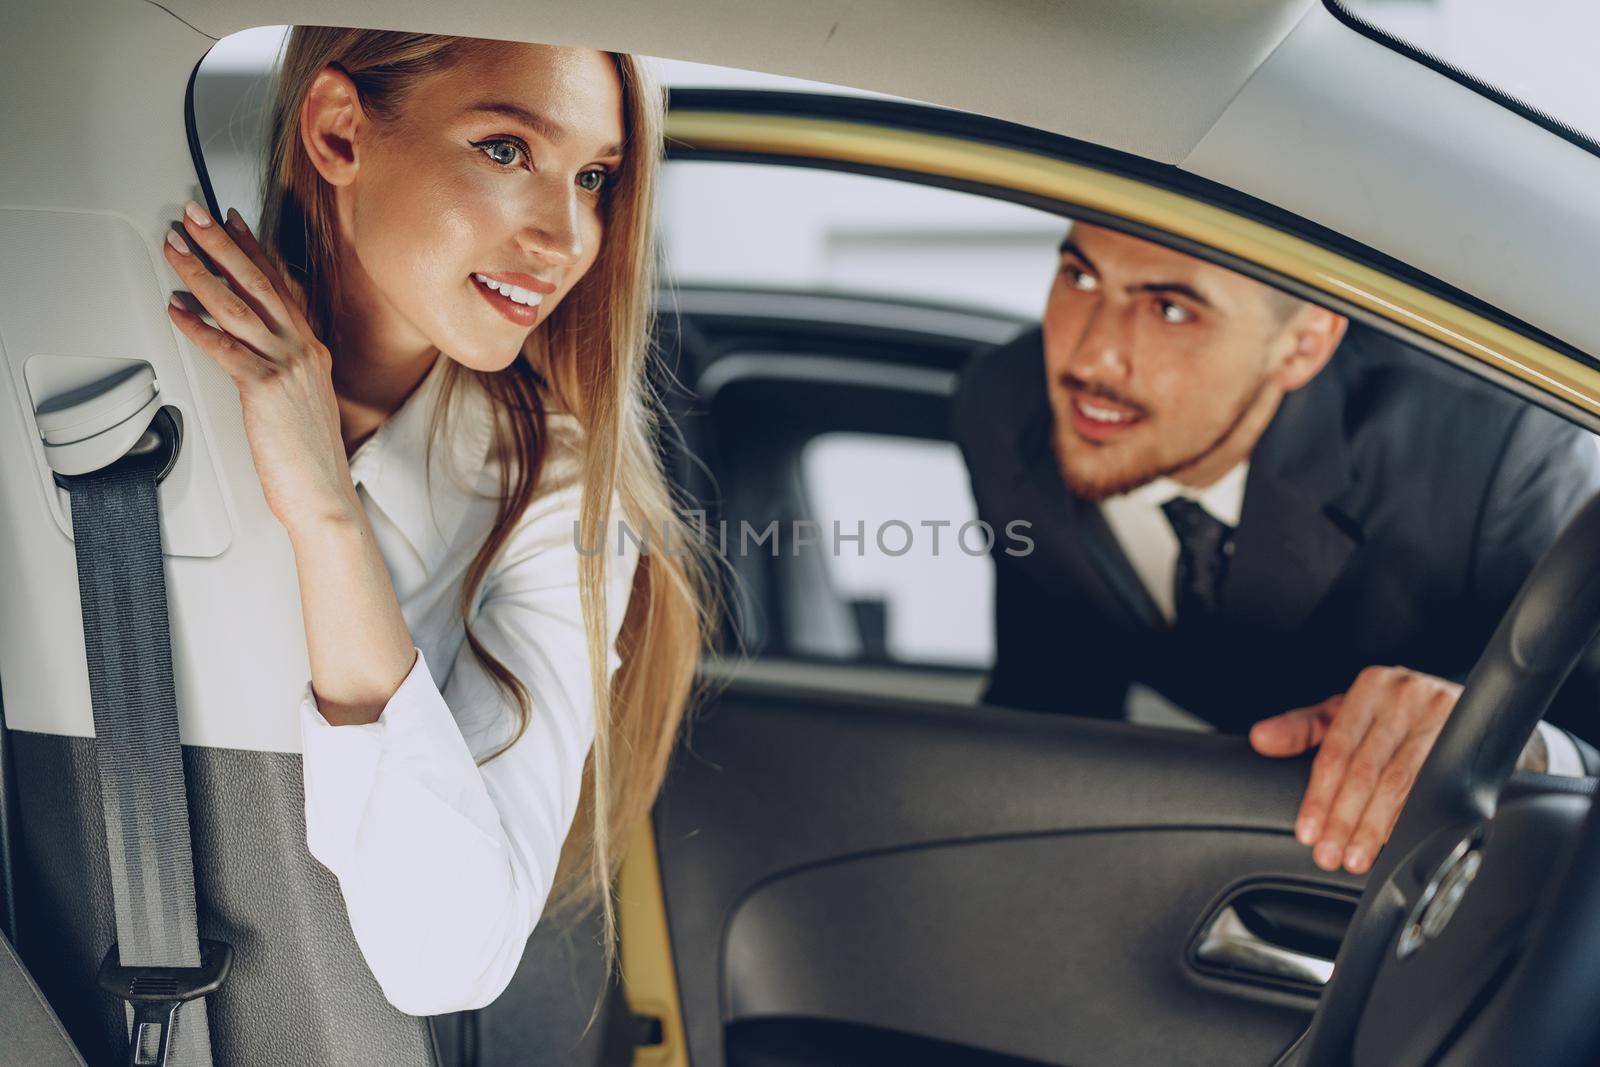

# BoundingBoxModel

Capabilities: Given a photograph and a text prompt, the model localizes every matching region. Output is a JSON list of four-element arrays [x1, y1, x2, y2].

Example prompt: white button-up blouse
[[297, 355, 638, 1016]]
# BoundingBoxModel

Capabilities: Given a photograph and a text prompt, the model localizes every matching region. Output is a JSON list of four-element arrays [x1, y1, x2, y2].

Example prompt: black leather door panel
[[725, 831, 1322, 1065], [653, 678, 1363, 1067], [726, 1017, 1049, 1066]]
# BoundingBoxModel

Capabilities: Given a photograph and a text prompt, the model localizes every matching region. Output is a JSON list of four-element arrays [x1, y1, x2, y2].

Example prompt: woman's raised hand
[[163, 201, 360, 537]]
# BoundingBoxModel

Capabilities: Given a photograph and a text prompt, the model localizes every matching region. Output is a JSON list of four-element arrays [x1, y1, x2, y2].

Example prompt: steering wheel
[[1278, 489, 1600, 1065]]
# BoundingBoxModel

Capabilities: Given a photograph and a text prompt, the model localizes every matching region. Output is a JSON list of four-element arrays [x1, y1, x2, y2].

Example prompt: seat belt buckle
[[97, 938, 232, 1067]]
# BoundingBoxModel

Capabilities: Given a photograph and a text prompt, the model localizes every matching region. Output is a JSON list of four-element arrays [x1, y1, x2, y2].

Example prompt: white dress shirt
[[1097, 462, 1583, 775], [1100, 462, 1250, 626], [297, 355, 639, 1016]]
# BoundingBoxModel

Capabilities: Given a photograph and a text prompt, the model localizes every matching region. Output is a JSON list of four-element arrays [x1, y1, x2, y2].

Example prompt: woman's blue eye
[[577, 168, 610, 194], [477, 140, 523, 167]]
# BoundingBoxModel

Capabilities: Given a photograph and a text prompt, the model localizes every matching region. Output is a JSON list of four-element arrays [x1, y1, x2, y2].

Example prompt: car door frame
[[613, 87, 1600, 1067]]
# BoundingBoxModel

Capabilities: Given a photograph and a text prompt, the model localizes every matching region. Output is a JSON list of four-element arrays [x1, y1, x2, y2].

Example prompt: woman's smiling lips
[[471, 270, 558, 327], [1067, 389, 1145, 442]]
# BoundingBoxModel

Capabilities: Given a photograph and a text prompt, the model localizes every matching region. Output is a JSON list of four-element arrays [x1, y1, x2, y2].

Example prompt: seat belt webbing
[[66, 440, 219, 1067]]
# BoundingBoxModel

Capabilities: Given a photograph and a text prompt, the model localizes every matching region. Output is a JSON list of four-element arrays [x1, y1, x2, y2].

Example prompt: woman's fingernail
[[184, 200, 213, 227], [1313, 842, 1342, 870], [168, 293, 185, 310], [225, 207, 244, 231], [1344, 846, 1369, 873], [166, 230, 192, 256], [1296, 817, 1317, 845]]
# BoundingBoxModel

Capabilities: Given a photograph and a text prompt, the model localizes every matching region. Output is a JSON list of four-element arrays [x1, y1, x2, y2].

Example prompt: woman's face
[[305, 43, 626, 370]]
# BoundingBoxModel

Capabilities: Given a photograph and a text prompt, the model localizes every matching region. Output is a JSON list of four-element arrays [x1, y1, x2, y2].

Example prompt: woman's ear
[[300, 66, 364, 188], [1274, 306, 1349, 393]]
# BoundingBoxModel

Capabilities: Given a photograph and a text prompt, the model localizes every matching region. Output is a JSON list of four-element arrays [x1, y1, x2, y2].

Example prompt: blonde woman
[[161, 29, 709, 1015]]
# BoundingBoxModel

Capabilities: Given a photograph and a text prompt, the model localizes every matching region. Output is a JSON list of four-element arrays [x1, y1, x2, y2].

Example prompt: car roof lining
[[160, 0, 1318, 166]]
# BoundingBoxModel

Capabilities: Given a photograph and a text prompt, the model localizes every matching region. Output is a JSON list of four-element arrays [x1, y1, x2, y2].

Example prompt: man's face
[[1042, 223, 1310, 500]]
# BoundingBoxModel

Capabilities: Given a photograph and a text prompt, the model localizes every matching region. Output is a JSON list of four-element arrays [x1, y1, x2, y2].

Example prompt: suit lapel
[[1222, 364, 1362, 632], [978, 323, 1373, 692], [1016, 404, 1166, 632], [1073, 495, 1166, 630]]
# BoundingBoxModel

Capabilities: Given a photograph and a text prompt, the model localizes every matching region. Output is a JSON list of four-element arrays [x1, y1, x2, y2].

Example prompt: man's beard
[[1054, 374, 1270, 503]]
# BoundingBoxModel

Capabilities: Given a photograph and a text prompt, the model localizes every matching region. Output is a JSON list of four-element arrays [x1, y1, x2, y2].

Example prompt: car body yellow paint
[[666, 110, 1600, 418], [619, 819, 690, 1067]]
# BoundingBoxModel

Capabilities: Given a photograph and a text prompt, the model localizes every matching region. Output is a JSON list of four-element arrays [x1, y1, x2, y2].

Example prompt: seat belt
[[60, 408, 229, 1067]]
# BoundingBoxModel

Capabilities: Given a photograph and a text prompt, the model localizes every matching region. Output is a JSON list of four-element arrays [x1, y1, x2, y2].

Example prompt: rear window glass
[[662, 161, 1062, 317], [800, 433, 992, 668], [1333, 0, 1600, 146]]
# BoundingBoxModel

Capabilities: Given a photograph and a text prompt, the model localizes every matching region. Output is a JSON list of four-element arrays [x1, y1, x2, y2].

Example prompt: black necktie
[[1161, 497, 1234, 624]]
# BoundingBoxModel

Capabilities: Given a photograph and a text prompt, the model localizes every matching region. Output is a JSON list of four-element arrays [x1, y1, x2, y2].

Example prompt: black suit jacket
[[954, 325, 1600, 754]]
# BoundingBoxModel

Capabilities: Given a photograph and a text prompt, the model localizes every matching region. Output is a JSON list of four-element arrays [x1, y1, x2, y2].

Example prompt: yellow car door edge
[[618, 819, 691, 1067], [665, 111, 1600, 421]]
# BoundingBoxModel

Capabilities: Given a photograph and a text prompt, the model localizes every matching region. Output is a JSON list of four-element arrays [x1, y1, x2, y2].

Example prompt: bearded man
[[953, 221, 1600, 876]]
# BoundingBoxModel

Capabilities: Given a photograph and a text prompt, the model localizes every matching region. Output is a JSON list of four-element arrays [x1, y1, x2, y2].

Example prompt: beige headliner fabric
[[161, 0, 1316, 165]]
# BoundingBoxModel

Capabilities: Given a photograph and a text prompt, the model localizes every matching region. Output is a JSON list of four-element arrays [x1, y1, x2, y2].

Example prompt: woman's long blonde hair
[[260, 27, 712, 990]]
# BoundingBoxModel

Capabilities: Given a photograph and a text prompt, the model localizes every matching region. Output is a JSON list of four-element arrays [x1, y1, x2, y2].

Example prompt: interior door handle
[[1194, 904, 1335, 987]]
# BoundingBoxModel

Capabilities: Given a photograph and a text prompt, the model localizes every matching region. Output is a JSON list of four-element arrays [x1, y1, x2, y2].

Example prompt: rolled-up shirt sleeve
[[298, 484, 638, 1016], [1535, 720, 1588, 778]]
